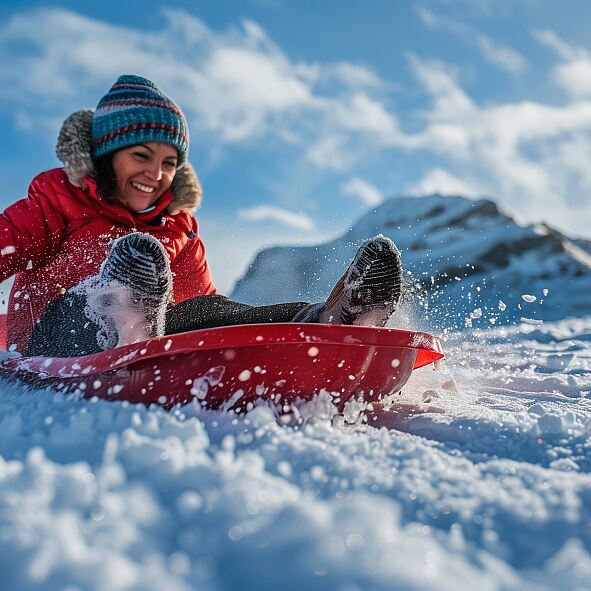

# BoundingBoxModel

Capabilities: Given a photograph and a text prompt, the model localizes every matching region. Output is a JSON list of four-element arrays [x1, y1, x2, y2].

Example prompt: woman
[[0, 75, 402, 358]]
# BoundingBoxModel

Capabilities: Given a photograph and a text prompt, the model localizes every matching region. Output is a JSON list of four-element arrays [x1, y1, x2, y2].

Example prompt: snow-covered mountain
[[232, 195, 591, 329], [574, 237, 591, 256]]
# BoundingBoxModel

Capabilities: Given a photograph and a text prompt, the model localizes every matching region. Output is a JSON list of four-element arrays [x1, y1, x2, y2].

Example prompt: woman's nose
[[145, 162, 163, 181]]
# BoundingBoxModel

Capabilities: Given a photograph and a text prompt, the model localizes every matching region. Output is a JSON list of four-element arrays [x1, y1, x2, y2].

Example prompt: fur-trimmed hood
[[55, 110, 202, 214]]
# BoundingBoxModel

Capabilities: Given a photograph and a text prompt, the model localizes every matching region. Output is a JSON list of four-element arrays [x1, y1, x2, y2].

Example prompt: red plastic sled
[[0, 323, 444, 411]]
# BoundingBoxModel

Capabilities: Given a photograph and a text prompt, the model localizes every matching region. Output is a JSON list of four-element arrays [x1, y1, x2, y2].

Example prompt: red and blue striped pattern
[[91, 75, 189, 165]]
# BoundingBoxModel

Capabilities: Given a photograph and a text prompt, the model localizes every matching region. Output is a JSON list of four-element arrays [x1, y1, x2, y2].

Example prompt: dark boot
[[318, 235, 402, 327]]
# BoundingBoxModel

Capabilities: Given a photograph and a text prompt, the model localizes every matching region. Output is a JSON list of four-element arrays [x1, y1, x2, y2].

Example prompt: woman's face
[[111, 142, 178, 213]]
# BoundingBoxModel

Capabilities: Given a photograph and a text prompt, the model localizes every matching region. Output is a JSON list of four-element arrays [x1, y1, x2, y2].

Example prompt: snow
[[0, 316, 590, 589]]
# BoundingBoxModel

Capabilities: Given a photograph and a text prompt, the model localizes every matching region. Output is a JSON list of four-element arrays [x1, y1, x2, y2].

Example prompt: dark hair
[[94, 153, 118, 203]]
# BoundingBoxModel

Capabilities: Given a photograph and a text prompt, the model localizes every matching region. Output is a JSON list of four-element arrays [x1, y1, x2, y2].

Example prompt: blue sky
[[1, 0, 591, 292]]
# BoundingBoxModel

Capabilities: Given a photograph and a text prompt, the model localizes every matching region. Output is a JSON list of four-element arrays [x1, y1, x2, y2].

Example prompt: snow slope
[[0, 316, 590, 590], [232, 195, 591, 328]]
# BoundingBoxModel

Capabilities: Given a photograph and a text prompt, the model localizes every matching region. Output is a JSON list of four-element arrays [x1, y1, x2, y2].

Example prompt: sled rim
[[1, 323, 444, 377]]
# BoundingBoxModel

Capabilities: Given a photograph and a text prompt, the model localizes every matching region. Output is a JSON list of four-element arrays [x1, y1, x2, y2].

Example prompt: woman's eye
[[163, 161, 177, 169], [133, 152, 149, 160]]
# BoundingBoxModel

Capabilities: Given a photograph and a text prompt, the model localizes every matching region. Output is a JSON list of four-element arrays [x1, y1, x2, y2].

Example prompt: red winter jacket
[[0, 168, 216, 352]]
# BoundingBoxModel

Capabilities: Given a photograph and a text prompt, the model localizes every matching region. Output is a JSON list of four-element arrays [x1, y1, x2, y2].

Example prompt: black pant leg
[[164, 295, 308, 335], [25, 292, 103, 357], [26, 293, 309, 357]]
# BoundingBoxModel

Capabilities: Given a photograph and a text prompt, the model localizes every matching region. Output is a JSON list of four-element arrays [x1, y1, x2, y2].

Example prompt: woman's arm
[[0, 173, 67, 282], [170, 231, 217, 303]]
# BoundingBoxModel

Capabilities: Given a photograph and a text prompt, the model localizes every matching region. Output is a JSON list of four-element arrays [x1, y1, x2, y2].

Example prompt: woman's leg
[[26, 293, 309, 357], [25, 292, 102, 357], [165, 235, 403, 334], [26, 233, 173, 357], [164, 296, 308, 334]]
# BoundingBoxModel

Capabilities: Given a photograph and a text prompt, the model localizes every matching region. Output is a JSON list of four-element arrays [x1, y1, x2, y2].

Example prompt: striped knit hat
[[91, 74, 189, 165]]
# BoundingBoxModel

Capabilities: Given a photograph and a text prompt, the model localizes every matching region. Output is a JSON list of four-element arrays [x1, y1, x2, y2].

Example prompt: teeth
[[131, 181, 155, 193]]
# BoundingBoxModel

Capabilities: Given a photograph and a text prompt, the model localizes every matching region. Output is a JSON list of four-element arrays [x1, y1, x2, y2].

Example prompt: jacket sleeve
[[0, 174, 67, 283], [170, 229, 218, 303]]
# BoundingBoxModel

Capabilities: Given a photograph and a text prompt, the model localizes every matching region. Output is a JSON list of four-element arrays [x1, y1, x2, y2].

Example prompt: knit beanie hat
[[91, 74, 189, 165]]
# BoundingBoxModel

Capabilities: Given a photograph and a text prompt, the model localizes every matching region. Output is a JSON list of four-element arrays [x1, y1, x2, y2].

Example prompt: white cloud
[[306, 134, 358, 171], [407, 168, 483, 198], [342, 177, 383, 206], [533, 29, 578, 61], [407, 56, 475, 122], [198, 43, 313, 141], [334, 94, 401, 141], [417, 7, 527, 75], [0, 7, 395, 164], [474, 34, 527, 75], [398, 54, 591, 235], [237, 205, 315, 232], [534, 29, 591, 98], [330, 63, 383, 88]]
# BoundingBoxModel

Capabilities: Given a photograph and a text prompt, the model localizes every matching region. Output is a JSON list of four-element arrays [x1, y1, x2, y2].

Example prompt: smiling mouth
[[131, 181, 156, 194]]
